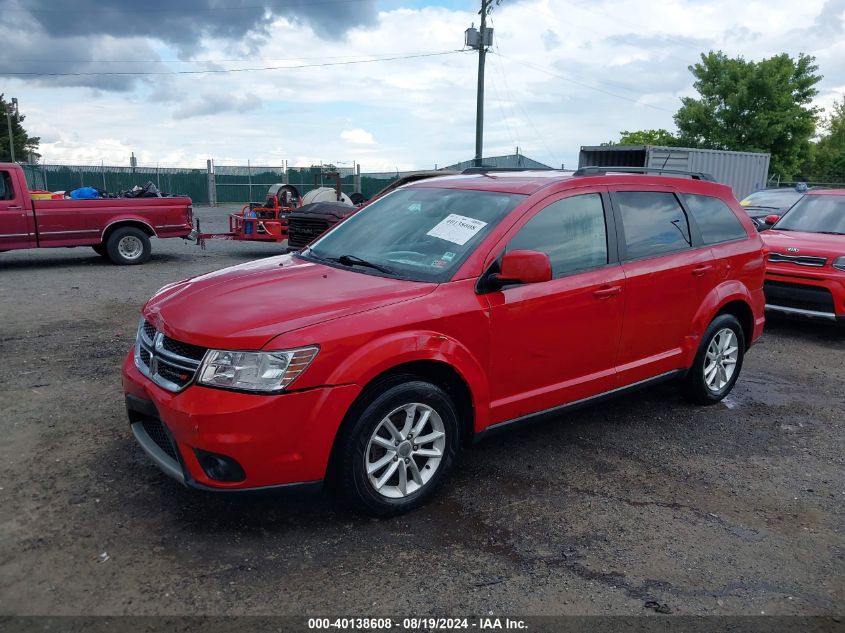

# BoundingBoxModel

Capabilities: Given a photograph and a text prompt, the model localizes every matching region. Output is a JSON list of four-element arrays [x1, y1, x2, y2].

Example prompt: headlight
[[197, 346, 319, 392], [834, 256, 845, 272]]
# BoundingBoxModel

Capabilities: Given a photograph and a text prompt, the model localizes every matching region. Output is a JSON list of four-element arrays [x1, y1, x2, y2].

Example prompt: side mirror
[[764, 214, 780, 225], [493, 250, 552, 286]]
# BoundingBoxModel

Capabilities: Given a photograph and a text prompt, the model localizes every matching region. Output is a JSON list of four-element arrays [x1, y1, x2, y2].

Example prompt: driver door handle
[[593, 285, 622, 299], [692, 264, 713, 277]]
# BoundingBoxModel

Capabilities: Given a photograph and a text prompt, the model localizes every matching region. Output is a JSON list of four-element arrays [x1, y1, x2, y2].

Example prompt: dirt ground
[[1, 204, 843, 617]]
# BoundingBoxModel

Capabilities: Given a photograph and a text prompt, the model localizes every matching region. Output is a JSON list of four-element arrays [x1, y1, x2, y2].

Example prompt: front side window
[[304, 187, 526, 282], [681, 194, 747, 244], [775, 196, 845, 235], [506, 193, 608, 277], [616, 191, 691, 260]]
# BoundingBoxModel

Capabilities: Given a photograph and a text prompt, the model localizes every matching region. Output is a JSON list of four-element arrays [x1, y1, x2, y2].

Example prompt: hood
[[143, 254, 436, 350], [761, 230, 845, 259]]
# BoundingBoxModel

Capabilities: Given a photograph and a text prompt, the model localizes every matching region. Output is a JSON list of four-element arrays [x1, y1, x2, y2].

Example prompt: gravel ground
[[0, 204, 843, 617]]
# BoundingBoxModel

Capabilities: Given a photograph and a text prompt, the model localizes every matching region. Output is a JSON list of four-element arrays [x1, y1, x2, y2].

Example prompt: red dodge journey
[[123, 168, 766, 515]]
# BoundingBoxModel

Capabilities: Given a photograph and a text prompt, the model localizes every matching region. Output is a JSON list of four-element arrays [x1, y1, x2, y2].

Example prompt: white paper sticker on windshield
[[426, 214, 488, 245]]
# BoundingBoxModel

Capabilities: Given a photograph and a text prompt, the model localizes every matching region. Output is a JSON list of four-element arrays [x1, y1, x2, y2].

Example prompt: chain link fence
[[18, 161, 420, 205]]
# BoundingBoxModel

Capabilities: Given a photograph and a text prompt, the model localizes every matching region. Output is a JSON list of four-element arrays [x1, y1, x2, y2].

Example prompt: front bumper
[[123, 351, 361, 491], [764, 265, 845, 322]]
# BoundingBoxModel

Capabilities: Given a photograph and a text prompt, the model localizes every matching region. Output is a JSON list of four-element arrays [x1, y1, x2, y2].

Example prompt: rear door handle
[[593, 285, 622, 299], [692, 264, 713, 277], [7, 205, 22, 210]]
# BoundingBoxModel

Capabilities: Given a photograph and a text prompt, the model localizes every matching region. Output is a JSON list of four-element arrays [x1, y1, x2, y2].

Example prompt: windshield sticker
[[426, 214, 488, 246], [442, 251, 456, 261]]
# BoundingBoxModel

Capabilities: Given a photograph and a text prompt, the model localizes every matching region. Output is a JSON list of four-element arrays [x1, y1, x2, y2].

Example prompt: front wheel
[[340, 379, 460, 517], [678, 314, 745, 405], [106, 227, 151, 265]]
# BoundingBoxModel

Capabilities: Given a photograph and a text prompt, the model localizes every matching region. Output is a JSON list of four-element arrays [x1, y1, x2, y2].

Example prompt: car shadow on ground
[[763, 313, 844, 343], [110, 382, 693, 534]]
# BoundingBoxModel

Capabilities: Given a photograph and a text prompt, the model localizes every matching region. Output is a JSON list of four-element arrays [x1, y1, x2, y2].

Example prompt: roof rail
[[573, 166, 716, 181], [461, 166, 557, 174]]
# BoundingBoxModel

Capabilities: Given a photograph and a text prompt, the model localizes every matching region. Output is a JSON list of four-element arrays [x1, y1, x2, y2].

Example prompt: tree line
[[605, 51, 843, 184]]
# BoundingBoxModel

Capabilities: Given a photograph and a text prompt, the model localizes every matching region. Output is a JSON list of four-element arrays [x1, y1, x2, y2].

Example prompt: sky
[[1, 0, 844, 172]]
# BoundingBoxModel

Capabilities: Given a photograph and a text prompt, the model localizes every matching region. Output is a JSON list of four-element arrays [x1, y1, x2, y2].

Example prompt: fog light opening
[[194, 449, 246, 482]]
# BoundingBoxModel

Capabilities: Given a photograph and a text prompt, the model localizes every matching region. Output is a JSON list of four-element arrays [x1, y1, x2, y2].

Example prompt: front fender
[[324, 330, 491, 431]]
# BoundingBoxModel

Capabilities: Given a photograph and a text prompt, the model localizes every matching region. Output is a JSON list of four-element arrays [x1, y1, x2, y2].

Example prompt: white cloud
[[340, 128, 376, 145], [10, 0, 844, 172]]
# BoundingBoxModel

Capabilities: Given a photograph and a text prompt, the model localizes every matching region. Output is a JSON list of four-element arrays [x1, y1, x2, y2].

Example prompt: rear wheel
[[106, 227, 151, 265], [340, 379, 459, 516], [678, 314, 745, 405]]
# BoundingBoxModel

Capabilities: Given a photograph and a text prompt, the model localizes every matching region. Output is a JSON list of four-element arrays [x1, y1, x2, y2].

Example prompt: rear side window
[[616, 191, 691, 259], [506, 193, 608, 277], [681, 194, 747, 244]]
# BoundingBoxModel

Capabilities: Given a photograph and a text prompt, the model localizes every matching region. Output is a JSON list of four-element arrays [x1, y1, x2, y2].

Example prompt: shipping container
[[578, 145, 770, 200]]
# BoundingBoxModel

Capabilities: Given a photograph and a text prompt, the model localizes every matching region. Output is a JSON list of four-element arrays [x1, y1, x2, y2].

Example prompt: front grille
[[769, 252, 827, 267], [135, 320, 207, 392], [764, 280, 835, 313], [141, 419, 179, 462], [288, 216, 331, 248], [162, 336, 206, 361]]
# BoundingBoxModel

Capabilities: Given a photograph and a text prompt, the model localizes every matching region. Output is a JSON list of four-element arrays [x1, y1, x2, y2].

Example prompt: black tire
[[678, 314, 745, 405], [91, 244, 108, 257], [340, 377, 460, 517], [106, 227, 151, 265]]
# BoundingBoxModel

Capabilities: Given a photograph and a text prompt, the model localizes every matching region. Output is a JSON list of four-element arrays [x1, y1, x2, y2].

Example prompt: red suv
[[759, 189, 845, 322], [123, 168, 766, 516]]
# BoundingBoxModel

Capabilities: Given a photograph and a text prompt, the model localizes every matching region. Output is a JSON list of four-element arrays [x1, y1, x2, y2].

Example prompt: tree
[[0, 94, 41, 163], [612, 129, 682, 146], [674, 51, 822, 180], [808, 97, 845, 182], [601, 129, 679, 146]]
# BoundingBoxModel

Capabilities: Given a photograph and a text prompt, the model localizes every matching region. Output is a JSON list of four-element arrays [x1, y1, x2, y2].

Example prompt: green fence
[[17, 163, 425, 205], [21, 163, 209, 203]]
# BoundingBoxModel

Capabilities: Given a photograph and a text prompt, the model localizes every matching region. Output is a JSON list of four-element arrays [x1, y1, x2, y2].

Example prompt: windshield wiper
[[329, 254, 394, 274], [814, 231, 845, 235]]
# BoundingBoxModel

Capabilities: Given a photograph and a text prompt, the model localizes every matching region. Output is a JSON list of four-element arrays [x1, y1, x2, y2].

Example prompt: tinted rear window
[[616, 191, 691, 259], [681, 194, 747, 244]]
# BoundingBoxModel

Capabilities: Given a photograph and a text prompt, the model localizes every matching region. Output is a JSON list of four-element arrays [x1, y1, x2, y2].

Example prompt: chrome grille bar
[[134, 320, 207, 392], [768, 252, 827, 267]]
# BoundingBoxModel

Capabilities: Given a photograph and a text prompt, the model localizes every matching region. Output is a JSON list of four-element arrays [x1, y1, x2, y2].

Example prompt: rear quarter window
[[681, 194, 747, 244]]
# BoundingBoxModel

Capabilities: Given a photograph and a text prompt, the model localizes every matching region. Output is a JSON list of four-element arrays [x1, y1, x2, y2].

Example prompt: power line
[[4, 50, 456, 64], [493, 52, 676, 113], [6, 0, 371, 15], [3, 50, 464, 77]]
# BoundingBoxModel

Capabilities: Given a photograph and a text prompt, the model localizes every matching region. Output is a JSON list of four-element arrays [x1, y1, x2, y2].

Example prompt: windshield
[[740, 189, 804, 210], [775, 196, 845, 234], [301, 187, 526, 282]]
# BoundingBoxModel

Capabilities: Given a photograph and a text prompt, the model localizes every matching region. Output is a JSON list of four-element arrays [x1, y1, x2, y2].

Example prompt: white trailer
[[578, 145, 770, 200]]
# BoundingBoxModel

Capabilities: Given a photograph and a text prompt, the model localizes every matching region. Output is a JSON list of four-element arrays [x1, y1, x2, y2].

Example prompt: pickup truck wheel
[[106, 227, 151, 265], [91, 244, 107, 257], [341, 379, 459, 517], [678, 314, 745, 405]]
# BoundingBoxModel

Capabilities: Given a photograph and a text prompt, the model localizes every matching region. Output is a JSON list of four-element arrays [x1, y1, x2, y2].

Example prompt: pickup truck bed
[[1, 163, 194, 265]]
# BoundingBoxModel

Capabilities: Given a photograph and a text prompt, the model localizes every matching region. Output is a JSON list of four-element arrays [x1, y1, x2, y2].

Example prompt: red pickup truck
[[1, 163, 194, 265]]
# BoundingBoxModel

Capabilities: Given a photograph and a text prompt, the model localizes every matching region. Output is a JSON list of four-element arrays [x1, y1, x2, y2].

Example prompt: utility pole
[[466, 1, 494, 167], [5, 97, 18, 163]]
